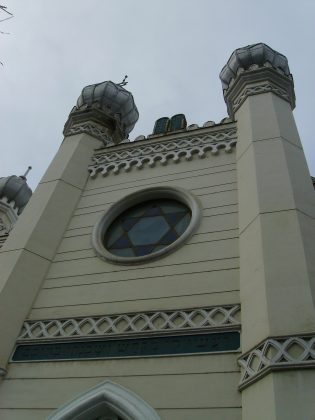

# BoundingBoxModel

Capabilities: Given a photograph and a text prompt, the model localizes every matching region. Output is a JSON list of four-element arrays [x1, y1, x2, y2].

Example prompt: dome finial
[[21, 166, 32, 180], [118, 75, 128, 87]]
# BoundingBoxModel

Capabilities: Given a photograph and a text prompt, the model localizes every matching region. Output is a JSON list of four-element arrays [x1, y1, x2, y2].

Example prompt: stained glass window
[[105, 199, 191, 258]]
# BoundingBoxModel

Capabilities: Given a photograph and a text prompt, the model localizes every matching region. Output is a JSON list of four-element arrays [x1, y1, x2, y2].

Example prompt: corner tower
[[220, 43, 315, 419], [0, 80, 139, 373]]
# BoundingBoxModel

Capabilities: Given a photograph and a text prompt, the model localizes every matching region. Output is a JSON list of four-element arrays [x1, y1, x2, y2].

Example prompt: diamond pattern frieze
[[238, 335, 315, 390], [18, 305, 241, 342]]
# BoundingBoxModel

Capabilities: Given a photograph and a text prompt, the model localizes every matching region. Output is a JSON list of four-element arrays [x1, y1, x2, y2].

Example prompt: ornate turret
[[219, 43, 295, 119], [0, 175, 32, 215], [0, 171, 32, 248], [64, 80, 139, 145]]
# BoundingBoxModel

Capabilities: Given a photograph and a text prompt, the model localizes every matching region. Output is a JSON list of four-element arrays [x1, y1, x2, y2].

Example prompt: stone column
[[220, 43, 315, 419]]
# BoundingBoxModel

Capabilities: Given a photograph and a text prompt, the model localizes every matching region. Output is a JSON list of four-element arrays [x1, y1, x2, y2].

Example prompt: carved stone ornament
[[63, 107, 117, 146], [88, 127, 237, 177], [0, 235, 8, 249], [231, 80, 290, 113], [238, 334, 315, 390], [0, 217, 8, 234], [18, 305, 240, 342], [0, 218, 9, 248]]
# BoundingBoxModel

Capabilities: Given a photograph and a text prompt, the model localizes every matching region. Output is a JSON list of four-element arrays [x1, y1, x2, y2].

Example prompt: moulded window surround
[[47, 380, 161, 420], [92, 186, 201, 265]]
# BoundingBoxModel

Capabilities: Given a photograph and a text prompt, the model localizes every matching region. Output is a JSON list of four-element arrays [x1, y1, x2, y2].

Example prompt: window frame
[[91, 186, 201, 265]]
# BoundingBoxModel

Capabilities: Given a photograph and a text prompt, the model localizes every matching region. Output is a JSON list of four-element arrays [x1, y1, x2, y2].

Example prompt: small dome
[[220, 43, 291, 90], [76, 81, 139, 137], [0, 176, 32, 214]]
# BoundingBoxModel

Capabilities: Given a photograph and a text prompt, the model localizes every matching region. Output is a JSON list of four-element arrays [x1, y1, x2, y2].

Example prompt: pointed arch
[[48, 380, 161, 420]]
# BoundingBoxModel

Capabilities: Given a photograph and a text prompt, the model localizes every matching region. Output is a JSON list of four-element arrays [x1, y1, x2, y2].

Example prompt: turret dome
[[76, 80, 139, 138], [0, 175, 32, 214], [220, 43, 291, 90]]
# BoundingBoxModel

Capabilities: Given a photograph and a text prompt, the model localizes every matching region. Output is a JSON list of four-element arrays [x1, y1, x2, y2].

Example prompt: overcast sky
[[1, 1, 314, 189]]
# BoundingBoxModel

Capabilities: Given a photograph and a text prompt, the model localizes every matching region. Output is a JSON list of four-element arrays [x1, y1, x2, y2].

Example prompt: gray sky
[[1, 1, 314, 190]]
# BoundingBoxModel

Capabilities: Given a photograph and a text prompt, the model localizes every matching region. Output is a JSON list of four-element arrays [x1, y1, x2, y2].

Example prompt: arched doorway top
[[48, 380, 161, 420]]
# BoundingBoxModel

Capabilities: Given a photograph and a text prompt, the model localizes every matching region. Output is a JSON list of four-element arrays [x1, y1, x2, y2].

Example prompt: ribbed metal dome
[[76, 81, 139, 137], [0, 176, 32, 214], [220, 43, 291, 90]]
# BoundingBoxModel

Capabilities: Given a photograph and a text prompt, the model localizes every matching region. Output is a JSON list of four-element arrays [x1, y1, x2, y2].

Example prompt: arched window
[[48, 381, 160, 420]]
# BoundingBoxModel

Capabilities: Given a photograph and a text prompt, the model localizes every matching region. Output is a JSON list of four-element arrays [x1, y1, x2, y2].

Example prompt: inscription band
[[12, 332, 240, 362]]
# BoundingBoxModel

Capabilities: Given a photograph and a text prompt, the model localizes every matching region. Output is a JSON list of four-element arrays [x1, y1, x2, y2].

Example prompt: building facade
[[0, 43, 314, 420]]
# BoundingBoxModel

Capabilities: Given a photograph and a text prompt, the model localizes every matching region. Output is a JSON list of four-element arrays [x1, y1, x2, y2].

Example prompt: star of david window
[[91, 186, 201, 264], [105, 199, 191, 258]]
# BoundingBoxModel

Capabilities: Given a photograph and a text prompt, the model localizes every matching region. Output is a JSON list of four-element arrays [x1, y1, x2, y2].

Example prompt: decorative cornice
[[64, 121, 114, 146], [88, 127, 237, 177], [18, 305, 240, 342], [238, 334, 315, 390], [232, 80, 290, 113], [63, 106, 123, 146]]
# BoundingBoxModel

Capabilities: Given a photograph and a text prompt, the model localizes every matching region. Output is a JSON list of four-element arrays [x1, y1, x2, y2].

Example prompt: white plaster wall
[[29, 151, 239, 320], [0, 353, 241, 420], [1, 129, 240, 418]]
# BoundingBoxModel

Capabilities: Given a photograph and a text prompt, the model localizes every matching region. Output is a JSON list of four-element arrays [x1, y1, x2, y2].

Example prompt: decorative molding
[[0, 198, 18, 227], [0, 232, 8, 249], [18, 305, 240, 342], [63, 105, 129, 145], [0, 199, 18, 248], [64, 122, 114, 146], [88, 128, 237, 177], [0, 217, 8, 234], [232, 81, 290, 113], [48, 381, 161, 420], [238, 334, 315, 390]]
